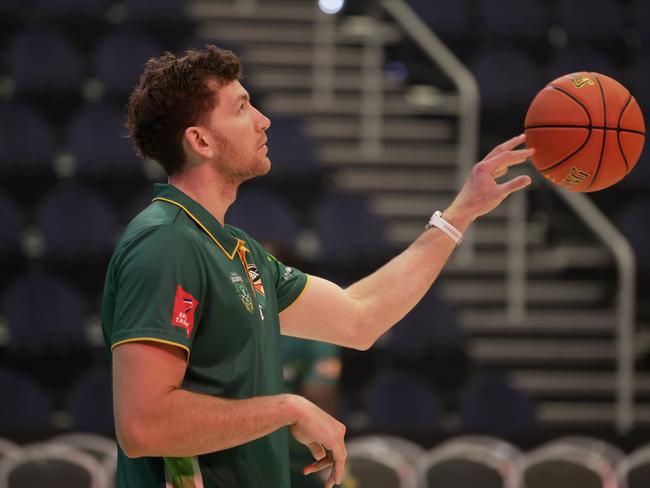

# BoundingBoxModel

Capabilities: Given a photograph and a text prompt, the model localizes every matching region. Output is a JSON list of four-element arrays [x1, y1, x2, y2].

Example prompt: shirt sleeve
[[266, 253, 309, 312], [110, 226, 206, 354]]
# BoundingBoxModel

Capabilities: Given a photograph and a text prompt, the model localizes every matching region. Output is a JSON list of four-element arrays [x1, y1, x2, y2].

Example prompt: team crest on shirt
[[246, 263, 266, 297], [230, 272, 254, 313], [171, 285, 199, 337]]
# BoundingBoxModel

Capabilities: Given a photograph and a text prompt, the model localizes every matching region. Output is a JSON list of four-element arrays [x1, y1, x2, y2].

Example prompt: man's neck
[[168, 167, 237, 227]]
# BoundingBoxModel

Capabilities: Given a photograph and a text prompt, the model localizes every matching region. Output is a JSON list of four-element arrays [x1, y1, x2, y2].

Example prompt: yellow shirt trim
[[111, 337, 191, 362], [152, 197, 242, 260], [281, 274, 311, 313]]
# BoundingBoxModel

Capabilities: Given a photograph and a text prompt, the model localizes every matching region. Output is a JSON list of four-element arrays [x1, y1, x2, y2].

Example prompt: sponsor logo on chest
[[229, 272, 254, 313]]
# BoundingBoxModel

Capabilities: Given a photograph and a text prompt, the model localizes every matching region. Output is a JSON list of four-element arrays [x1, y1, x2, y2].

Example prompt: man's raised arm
[[280, 134, 533, 349]]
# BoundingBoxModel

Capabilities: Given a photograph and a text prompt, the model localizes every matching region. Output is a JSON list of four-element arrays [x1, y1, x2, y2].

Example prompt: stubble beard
[[213, 131, 270, 188]]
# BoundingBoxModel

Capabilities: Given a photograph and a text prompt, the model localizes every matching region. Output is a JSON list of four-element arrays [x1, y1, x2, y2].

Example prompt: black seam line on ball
[[524, 124, 645, 136], [586, 76, 607, 191], [550, 85, 593, 126], [536, 128, 593, 172], [617, 93, 633, 174]]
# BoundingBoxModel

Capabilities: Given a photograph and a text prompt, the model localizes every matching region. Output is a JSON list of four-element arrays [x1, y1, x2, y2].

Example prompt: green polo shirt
[[101, 183, 309, 488]]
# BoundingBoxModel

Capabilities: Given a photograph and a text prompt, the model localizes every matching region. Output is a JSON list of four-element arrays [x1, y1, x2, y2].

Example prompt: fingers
[[482, 147, 534, 173], [498, 174, 532, 196], [484, 133, 526, 159], [303, 449, 332, 475], [306, 442, 326, 462]]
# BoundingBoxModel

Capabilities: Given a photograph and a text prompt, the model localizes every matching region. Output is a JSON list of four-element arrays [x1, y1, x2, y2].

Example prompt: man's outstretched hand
[[444, 133, 534, 229]]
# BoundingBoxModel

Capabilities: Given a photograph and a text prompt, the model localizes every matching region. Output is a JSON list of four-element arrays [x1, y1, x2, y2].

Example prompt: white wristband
[[425, 210, 463, 244]]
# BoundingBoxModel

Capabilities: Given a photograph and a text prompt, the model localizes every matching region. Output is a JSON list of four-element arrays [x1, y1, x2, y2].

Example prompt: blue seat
[[5, 27, 84, 96], [33, 0, 110, 19], [479, 0, 549, 42], [631, 0, 650, 41], [122, 0, 186, 21], [545, 46, 616, 82], [406, 0, 471, 38], [0, 369, 51, 434], [460, 371, 536, 437], [368, 370, 443, 431], [93, 28, 163, 100], [0, 102, 57, 173], [36, 185, 118, 263], [66, 368, 114, 436], [68, 102, 142, 178], [470, 46, 541, 110], [384, 287, 469, 399], [553, 0, 624, 43], [387, 287, 465, 353], [227, 190, 300, 251], [0, 193, 26, 291], [0, 192, 23, 257], [628, 52, 650, 114], [266, 115, 321, 177], [3, 272, 88, 350], [313, 192, 390, 263]]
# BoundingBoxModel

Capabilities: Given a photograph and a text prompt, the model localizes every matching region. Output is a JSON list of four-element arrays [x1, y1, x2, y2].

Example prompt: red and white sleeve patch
[[171, 285, 199, 338]]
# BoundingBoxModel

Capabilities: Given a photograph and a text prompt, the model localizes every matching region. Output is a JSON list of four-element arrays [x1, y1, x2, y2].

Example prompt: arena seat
[[406, 0, 471, 39], [226, 189, 300, 252], [345, 435, 421, 488], [460, 370, 537, 437], [553, 0, 624, 43], [618, 442, 650, 488], [66, 368, 114, 436], [36, 185, 118, 293], [0, 443, 109, 488], [522, 436, 624, 488], [0, 369, 51, 435], [32, 0, 110, 20], [478, 0, 549, 43], [416, 435, 523, 488], [545, 45, 616, 81], [92, 28, 163, 101], [3, 272, 88, 350], [67, 102, 142, 179], [628, 51, 650, 112], [265, 114, 321, 176], [50, 433, 117, 488], [5, 26, 84, 97], [313, 192, 390, 265], [470, 46, 541, 111], [0, 192, 26, 292], [367, 370, 443, 431]]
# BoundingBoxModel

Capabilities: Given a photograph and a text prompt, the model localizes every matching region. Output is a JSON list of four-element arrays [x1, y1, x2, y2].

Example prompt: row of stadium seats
[[0, 101, 320, 203], [345, 433, 650, 488], [2, 432, 650, 488], [0, 361, 537, 442], [407, 0, 650, 45]]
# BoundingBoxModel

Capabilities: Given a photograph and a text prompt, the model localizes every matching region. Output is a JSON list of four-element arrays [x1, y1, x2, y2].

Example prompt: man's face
[[206, 80, 271, 184]]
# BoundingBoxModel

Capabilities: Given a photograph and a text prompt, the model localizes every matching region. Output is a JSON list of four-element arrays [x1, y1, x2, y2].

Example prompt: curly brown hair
[[126, 45, 242, 175]]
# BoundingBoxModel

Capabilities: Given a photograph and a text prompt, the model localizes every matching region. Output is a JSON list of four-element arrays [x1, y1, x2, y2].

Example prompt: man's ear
[[183, 126, 214, 159]]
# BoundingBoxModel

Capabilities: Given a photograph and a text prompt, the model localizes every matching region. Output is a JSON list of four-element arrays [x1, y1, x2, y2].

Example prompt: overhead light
[[318, 0, 344, 15]]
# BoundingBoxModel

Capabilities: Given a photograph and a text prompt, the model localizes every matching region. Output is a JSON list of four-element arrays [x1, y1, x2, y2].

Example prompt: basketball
[[524, 72, 645, 192]]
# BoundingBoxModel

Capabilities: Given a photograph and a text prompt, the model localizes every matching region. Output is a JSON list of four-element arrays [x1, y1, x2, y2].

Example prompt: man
[[102, 45, 533, 488]]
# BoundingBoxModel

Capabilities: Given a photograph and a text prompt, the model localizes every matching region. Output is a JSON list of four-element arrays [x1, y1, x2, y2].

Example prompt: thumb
[[499, 174, 532, 196]]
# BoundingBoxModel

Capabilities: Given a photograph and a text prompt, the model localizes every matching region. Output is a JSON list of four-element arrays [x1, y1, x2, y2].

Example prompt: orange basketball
[[524, 72, 645, 192]]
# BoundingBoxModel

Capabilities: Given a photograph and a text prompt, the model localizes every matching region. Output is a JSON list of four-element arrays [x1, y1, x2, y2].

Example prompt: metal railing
[[379, 0, 481, 265], [553, 189, 636, 434]]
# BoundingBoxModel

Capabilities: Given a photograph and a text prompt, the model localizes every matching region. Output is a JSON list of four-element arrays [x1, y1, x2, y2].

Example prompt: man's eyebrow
[[235, 92, 250, 105]]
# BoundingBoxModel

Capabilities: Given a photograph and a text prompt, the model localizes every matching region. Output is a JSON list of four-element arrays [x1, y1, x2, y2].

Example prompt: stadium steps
[[189, 0, 643, 431]]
